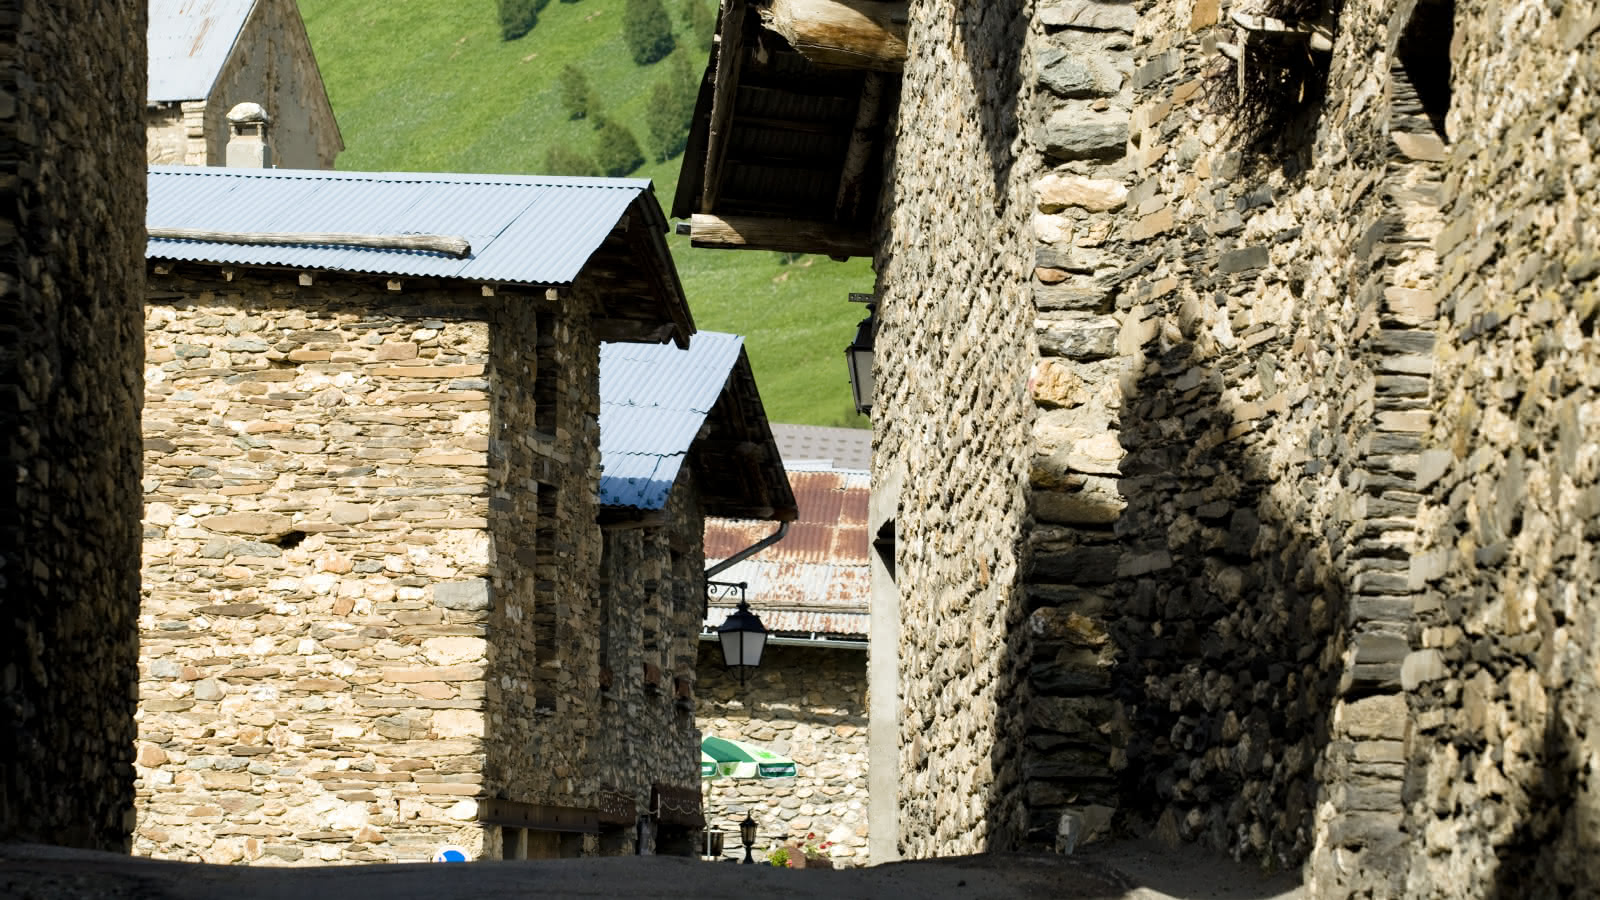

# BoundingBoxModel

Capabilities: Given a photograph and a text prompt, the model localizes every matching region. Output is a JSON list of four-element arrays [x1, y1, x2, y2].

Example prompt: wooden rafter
[[701, 0, 748, 212]]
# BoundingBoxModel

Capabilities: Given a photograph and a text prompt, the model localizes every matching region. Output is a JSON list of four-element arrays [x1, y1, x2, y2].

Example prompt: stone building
[[680, 0, 1600, 895], [147, 0, 342, 169], [0, 0, 147, 851], [699, 463, 871, 865], [134, 164, 698, 864], [592, 331, 796, 855]]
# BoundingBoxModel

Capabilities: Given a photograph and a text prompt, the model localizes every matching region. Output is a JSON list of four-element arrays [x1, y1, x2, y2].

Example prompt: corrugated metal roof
[[146, 166, 652, 285], [599, 332, 744, 510], [705, 605, 868, 639], [770, 424, 872, 471], [149, 0, 256, 103], [703, 467, 869, 636]]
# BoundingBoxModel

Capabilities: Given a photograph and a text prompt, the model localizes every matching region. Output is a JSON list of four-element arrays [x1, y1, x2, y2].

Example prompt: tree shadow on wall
[[1486, 700, 1595, 900], [954, 0, 1025, 201]]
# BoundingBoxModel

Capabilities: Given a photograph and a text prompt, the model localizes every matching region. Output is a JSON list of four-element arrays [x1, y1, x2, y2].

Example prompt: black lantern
[[845, 305, 875, 416], [739, 813, 758, 864], [716, 582, 767, 685]]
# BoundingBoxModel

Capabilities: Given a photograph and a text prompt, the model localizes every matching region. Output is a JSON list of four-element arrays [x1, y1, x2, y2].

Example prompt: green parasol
[[700, 735, 798, 779]]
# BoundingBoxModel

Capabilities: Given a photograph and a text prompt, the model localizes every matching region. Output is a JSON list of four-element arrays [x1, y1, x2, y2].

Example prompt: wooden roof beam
[[688, 213, 871, 258], [834, 71, 884, 222], [756, 0, 908, 72]]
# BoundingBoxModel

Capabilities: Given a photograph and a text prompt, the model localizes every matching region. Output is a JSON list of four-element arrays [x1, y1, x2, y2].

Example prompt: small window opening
[[534, 482, 558, 710], [534, 311, 559, 436], [272, 530, 307, 549], [1396, 0, 1454, 139], [874, 520, 896, 584]]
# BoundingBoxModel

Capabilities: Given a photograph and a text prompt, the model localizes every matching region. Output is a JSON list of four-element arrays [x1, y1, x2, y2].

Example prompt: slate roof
[[148, 0, 257, 103], [770, 424, 871, 471]]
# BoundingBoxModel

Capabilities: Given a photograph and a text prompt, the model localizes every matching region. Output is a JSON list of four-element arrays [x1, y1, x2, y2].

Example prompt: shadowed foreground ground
[[1, 841, 1300, 900]]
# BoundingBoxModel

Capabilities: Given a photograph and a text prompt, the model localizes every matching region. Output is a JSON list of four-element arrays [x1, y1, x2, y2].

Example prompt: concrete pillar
[[867, 461, 903, 862]]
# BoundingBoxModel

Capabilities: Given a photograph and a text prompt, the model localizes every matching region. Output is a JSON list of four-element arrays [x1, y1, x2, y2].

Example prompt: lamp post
[[844, 305, 875, 416], [712, 581, 767, 685], [739, 813, 757, 864]]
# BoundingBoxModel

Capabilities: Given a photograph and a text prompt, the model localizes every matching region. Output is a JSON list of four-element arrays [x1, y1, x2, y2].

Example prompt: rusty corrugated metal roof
[[703, 466, 868, 636]]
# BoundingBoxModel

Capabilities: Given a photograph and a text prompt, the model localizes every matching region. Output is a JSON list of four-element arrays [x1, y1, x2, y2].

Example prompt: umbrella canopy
[[700, 735, 798, 779]]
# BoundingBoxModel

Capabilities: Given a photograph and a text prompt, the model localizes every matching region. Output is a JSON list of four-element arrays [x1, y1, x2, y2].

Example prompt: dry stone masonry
[[0, 0, 147, 852], [697, 643, 869, 865], [135, 268, 628, 863], [879, 0, 1600, 894]]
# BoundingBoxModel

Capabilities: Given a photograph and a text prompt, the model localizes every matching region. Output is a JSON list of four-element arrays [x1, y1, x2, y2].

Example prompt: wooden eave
[[671, 0, 902, 259], [581, 194, 695, 349], [689, 349, 799, 522]]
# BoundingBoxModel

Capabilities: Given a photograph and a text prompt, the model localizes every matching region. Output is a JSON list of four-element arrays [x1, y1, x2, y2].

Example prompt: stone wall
[[697, 643, 869, 865], [1402, 3, 1600, 896], [146, 102, 208, 167], [592, 474, 708, 854], [0, 0, 146, 851], [870, 0, 1043, 859], [881, 0, 1600, 892], [135, 268, 602, 863]]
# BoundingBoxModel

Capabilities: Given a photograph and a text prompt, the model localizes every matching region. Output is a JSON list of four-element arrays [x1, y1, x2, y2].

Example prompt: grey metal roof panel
[[146, 166, 650, 285], [149, 0, 256, 103], [598, 332, 744, 510], [769, 424, 872, 471]]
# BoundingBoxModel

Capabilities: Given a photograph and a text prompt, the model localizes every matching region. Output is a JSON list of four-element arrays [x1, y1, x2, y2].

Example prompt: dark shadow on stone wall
[[1485, 702, 1588, 900], [955, 0, 1026, 200], [0, 0, 147, 850]]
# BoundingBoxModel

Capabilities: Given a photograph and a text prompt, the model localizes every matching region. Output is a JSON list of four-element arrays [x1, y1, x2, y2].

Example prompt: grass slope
[[299, 0, 871, 427]]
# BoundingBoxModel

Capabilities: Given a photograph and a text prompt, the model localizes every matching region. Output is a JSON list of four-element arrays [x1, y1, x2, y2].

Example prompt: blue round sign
[[432, 847, 468, 863]]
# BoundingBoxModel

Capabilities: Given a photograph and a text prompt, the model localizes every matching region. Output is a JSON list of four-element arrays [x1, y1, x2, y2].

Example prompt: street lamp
[[715, 581, 767, 685], [739, 813, 758, 864], [845, 305, 875, 416]]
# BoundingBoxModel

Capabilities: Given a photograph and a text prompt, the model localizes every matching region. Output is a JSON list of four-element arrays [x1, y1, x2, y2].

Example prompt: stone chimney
[[225, 102, 272, 168]]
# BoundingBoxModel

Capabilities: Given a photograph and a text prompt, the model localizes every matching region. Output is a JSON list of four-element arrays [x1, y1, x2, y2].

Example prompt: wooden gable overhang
[[584, 192, 696, 349], [689, 347, 799, 522], [672, 0, 906, 259]]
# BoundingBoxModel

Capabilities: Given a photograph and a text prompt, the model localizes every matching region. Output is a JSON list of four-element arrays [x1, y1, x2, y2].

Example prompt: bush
[[623, 0, 676, 65], [684, 0, 716, 52], [497, 0, 549, 40], [559, 65, 598, 120], [645, 67, 695, 161], [545, 144, 599, 177], [591, 117, 644, 177]]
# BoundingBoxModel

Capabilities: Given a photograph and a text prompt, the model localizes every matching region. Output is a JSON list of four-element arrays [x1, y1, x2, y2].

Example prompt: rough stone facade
[[0, 0, 146, 852], [134, 267, 627, 863], [594, 475, 711, 855], [697, 643, 869, 865], [871, 0, 1041, 860], [878, 0, 1600, 894], [146, 0, 341, 169]]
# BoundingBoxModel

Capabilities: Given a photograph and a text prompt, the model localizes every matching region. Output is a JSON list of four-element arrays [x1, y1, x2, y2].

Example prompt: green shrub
[[623, 0, 676, 65], [645, 64, 696, 161], [497, 0, 549, 40], [684, 0, 716, 52], [558, 65, 598, 120], [591, 117, 644, 177], [544, 144, 599, 177]]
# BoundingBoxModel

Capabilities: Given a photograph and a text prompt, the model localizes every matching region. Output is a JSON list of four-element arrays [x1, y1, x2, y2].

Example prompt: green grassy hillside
[[299, 0, 872, 427]]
